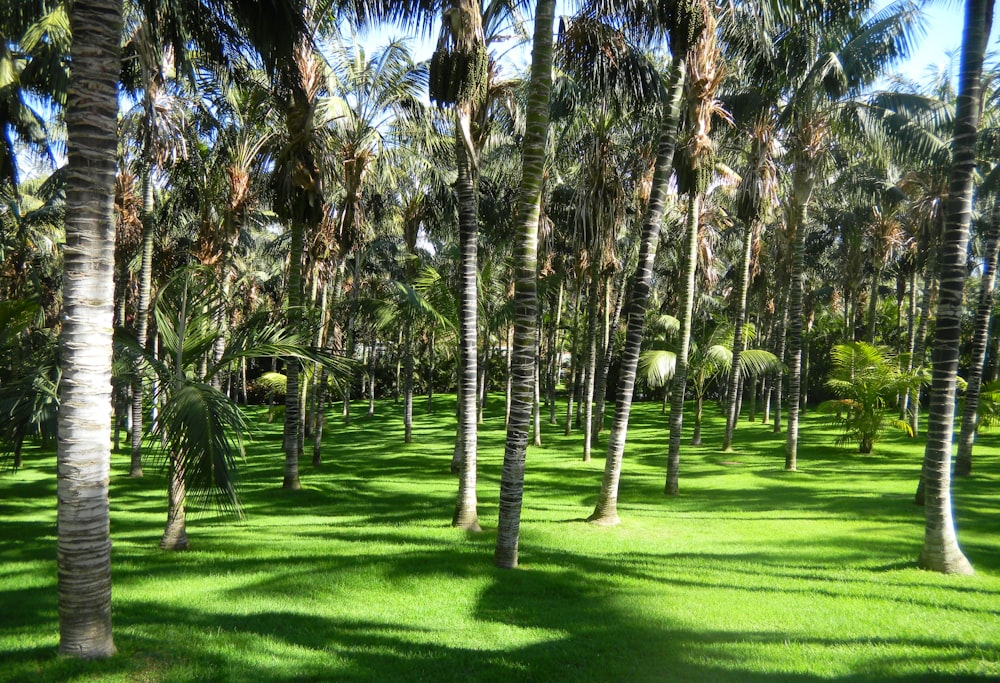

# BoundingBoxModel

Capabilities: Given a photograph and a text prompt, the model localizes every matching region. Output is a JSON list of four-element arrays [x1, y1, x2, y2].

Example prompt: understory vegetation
[[2, 398, 998, 682]]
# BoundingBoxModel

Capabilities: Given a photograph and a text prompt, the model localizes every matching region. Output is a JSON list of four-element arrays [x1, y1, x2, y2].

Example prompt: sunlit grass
[[1, 395, 998, 681]]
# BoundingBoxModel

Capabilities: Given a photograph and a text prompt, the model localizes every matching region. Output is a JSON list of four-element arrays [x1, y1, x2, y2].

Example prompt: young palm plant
[[640, 322, 780, 446], [123, 266, 348, 550], [817, 341, 925, 454]]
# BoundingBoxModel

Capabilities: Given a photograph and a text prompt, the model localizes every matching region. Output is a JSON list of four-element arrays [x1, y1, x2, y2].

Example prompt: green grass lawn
[[2, 396, 998, 682]]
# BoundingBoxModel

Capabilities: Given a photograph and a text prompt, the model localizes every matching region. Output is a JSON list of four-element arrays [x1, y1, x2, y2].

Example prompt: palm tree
[[771, 0, 921, 471], [494, 0, 555, 570], [918, 0, 993, 576], [817, 341, 924, 453], [666, 0, 723, 497], [119, 7, 194, 478], [641, 323, 781, 446], [722, 115, 778, 451], [56, 0, 119, 659], [322, 34, 428, 426], [585, 34, 687, 525], [955, 75, 1000, 475], [129, 266, 346, 549]]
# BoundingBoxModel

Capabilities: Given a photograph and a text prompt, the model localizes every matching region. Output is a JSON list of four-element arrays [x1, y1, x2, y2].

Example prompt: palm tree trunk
[[129, 168, 155, 477], [160, 456, 189, 550], [593, 270, 625, 442], [910, 251, 939, 435], [57, 0, 119, 656], [282, 219, 305, 490], [955, 197, 1000, 475], [918, 0, 990, 575], [723, 216, 757, 451], [589, 62, 685, 524], [666, 189, 701, 495], [868, 262, 884, 343], [453, 103, 480, 531], [404, 316, 414, 443], [495, 0, 553, 567], [427, 329, 436, 412], [548, 280, 563, 424], [784, 166, 816, 470], [582, 263, 600, 462]]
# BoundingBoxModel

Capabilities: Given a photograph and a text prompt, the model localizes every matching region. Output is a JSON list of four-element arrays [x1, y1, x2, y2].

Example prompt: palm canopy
[[0, 1, 69, 191]]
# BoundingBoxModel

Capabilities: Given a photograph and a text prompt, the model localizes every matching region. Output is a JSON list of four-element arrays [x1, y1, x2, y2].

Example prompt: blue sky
[[892, 1, 998, 81]]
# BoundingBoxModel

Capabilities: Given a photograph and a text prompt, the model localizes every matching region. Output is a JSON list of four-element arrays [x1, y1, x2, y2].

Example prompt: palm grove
[[1, 0, 996, 659]]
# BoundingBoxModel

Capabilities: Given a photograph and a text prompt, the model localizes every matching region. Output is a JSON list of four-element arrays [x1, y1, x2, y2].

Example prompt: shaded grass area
[[1, 396, 999, 681]]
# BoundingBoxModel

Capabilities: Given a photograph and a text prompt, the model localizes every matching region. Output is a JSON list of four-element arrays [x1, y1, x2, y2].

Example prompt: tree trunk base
[[493, 552, 517, 569], [452, 515, 481, 532], [918, 548, 974, 575], [159, 528, 189, 551], [587, 511, 621, 526], [283, 476, 301, 490]]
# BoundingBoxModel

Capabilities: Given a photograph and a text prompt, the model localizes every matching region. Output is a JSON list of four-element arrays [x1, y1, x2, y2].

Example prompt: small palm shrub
[[817, 342, 926, 454]]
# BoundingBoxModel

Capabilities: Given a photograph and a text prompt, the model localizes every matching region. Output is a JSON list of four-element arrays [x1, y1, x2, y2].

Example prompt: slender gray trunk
[[955, 197, 1000, 475]]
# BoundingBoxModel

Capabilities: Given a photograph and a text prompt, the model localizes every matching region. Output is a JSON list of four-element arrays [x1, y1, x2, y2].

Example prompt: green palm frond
[[149, 380, 248, 517], [820, 341, 926, 452], [639, 349, 677, 388]]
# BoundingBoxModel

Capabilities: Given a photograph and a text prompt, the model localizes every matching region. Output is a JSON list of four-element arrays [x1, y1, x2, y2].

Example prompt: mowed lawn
[[1, 396, 998, 682]]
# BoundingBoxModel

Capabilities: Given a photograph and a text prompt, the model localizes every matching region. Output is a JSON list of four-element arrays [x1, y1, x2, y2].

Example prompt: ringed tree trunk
[[581, 262, 600, 462], [57, 0, 120, 657], [910, 242, 939, 436], [592, 270, 626, 444], [955, 196, 1000, 475], [919, 0, 991, 576], [282, 218, 306, 490], [784, 162, 816, 471], [452, 102, 481, 531], [724, 117, 775, 451], [722, 216, 758, 451], [130, 168, 156, 477], [495, 0, 554, 568], [665, 189, 701, 495]]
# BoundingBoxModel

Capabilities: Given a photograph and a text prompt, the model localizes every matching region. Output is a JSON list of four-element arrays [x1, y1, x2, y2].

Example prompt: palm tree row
[[5, 0, 999, 658]]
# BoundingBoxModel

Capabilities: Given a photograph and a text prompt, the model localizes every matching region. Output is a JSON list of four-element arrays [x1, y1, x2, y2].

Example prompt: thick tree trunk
[[955, 197, 1000, 475], [919, 0, 991, 575], [57, 0, 119, 657], [495, 0, 553, 567]]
